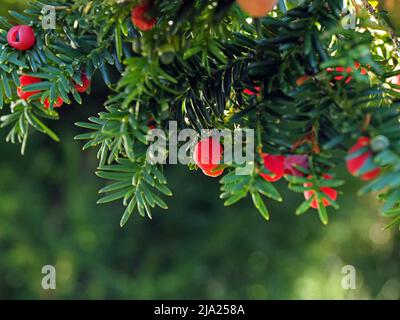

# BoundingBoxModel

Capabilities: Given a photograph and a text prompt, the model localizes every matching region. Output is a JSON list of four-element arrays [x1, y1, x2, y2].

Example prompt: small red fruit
[[260, 154, 285, 182], [74, 74, 91, 93], [7, 25, 35, 51], [44, 97, 64, 109], [389, 74, 400, 92], [236, 0, 277, 18], [346, 136, 381, 181], [327, 66, 353, 83], [354, 61, 368, 75], [284, 155, 309, 177], [147, 116, 157, 130], [327, 62, 368, 84], [17, 75, 42, 100], [243, 86, 261, 95], [203, 168, 224, 178], [131, 3, 157, 31], [304, 174, 338, 209], [296, 75, 311, 86], [193, 137, 223, 172]]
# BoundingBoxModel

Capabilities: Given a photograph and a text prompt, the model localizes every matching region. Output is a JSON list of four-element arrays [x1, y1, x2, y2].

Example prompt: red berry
[[389, 74, 400, 92], [203, 168, 224, 178], [131, 3, 157, 31], [346, 136, 381, 181], [74, 74, 91, 93], [296, 75, 310, 86], [236, 0, 277, 17], [243, 86, 261, 95], [354, 61, 368, 75], [327, 66, 352, 83], [327, 62, 367, 84], [260, 154, 285, 182], [44, 97, 64, 109], [17, 75, 42, 100], [7, 25, 35, 51], [304, 174, 338, 209], [147, 116, 157, 130], [19, 75, 41, 87], [193, 137, 223, 172], [284, 155, 309, 177]]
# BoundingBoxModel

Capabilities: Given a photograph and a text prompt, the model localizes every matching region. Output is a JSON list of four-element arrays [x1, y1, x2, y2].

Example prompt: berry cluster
[[259, 136, 381, 209], [16, 74, 90, 109], [327, 62, 368, 84], [7, 24, 91, 109], [130, 0, 279, 32], [192, 134, 381, 211]]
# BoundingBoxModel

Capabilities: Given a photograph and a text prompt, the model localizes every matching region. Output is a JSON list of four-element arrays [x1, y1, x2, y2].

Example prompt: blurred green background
[[0, 0, 398, 300]]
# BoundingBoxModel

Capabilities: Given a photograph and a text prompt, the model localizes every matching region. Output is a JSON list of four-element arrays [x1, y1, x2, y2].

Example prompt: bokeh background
[[0, 0, 398, 300]]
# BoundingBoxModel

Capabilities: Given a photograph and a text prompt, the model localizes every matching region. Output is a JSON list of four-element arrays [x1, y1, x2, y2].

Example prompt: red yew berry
[[131, 3, 157, 31], [327, 62, 368, 84], [236, 0, 277, 18], [296, 75, 311, 86], [44, 97, 64, 109], [354, 61, 368, 75], [7, 25, 35, 51], [17, 75, 42, 100], [389, 74, 400, 92], [260, 154, 285, 182], [147, 116, 157, 130], [304, 174, 338, 209], [346, 136, 381, 181], [327, 66, 353, 84], [203, 168, 224, 178], [284, 155, 309, 177], [193, 137, 223, 172], [74, 74, 91, 93], [243, 86, 261, 95]]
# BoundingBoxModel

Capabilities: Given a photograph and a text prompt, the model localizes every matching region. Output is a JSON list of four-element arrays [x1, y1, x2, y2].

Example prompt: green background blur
[[0, 0, 398, 300]]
